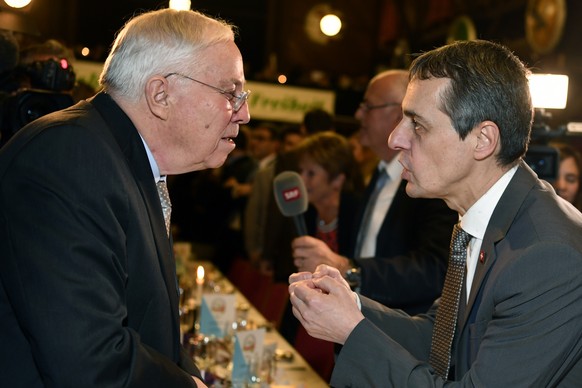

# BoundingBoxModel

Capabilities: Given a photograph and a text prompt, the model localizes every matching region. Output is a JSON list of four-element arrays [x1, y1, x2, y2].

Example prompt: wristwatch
[[345, 267, 361, 293]]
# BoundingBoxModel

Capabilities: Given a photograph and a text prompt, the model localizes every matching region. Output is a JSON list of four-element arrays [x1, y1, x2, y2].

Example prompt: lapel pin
[[479, 251, 486, 263]]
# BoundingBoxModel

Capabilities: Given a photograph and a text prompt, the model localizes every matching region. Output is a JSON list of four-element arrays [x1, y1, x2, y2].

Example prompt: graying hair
[[99, 8, 235, 101]]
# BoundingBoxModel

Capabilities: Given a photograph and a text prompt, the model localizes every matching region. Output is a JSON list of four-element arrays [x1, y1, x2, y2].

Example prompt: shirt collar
[[139, 134, 162, 183], [461, 165, 518, 239]]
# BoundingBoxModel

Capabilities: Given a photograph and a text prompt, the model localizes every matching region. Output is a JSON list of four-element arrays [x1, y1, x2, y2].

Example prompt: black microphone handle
[[293, 214, 308, 236]]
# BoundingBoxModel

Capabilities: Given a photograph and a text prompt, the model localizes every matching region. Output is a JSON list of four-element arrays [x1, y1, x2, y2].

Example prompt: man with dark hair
[[289, 40, 582, 386]]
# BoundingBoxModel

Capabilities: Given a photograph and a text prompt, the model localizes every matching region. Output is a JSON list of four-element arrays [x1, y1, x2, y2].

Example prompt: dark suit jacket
[[332, 164, 582, 387], [353, 168, 458, 314], [0, 93, 200, 387]]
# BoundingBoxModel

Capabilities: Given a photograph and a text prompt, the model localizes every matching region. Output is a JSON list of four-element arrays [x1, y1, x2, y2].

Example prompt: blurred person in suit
[[293, 70, 457, 314], [550, 141, 582, 211], [248, 121, 280, 170], [0, 8, 250, 387], [289, 40, 582, 386], [244, 124, 304, 267], [214, 127, 258, 272], [349, 129, 379, 185], [244, 109, 332, 274]]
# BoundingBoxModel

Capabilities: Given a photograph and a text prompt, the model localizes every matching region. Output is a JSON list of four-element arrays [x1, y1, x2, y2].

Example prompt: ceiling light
[[168, 0, 190, 11], [320, 14, 342, 37], [3, 0, 32, 8]]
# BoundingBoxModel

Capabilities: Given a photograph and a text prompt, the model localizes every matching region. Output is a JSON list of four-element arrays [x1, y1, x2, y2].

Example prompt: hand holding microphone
[[273, 171, 308, 236]]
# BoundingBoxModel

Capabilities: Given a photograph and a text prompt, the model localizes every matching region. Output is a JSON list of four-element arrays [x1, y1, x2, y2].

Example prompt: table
[[174, 244, 328, 388], [237, 279, 328, 388]]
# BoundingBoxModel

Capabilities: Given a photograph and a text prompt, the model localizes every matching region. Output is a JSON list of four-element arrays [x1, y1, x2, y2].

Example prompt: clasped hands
[[288, 264, 365, 345]]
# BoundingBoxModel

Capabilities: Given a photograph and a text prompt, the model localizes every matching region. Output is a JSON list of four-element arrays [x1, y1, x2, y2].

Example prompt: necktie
[[156, 179, 172, 237], [429, 222, 472, 380], [355, 168, 389, 257]]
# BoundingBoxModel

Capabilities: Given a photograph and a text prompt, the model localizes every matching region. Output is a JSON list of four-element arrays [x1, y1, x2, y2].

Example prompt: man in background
[[293, 70, 457, 314], [244, 124, 304, 267], [248, 121, 280, 170]]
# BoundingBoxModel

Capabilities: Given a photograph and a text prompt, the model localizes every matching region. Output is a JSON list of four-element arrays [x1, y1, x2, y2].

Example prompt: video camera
[[523, 109, 566, 182], [1, 57, 76, 147]]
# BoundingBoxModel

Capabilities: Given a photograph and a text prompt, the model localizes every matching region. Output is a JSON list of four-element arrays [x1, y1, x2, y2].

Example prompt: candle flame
[[196, 265, 204, 281]]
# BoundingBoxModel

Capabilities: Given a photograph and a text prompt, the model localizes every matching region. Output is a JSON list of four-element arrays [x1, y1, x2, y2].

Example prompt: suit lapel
[[91, 93, 181, 347], [376, 180, 407, 237], [460, 162, 537, 327]]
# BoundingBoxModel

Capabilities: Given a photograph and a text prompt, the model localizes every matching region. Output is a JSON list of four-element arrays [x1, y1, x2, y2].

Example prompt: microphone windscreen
[[273, 171, 308, 217]]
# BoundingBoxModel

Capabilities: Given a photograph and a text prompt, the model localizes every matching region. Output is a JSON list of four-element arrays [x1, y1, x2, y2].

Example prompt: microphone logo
[[273, 171, 309, 236], [283, 187, 301, 202]]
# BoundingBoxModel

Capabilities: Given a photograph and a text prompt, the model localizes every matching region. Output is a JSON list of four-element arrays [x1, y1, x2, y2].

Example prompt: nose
[[388, 119, 407, 151], [234, 101, 250, 124]]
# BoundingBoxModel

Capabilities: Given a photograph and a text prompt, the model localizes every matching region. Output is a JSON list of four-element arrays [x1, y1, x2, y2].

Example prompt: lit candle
[[196, 265, 204, 305], [194, 265, 205, 332]]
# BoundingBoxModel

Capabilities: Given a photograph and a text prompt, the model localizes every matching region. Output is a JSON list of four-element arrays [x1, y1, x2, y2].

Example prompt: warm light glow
[[277, 74, 287, 84], [528, 74, 569, 109], [196, 265, 205, 284], [81, 47, 90, 57], [3, 0, 32, 8], [168, 0, 190, 10], [320, 14, 342, 36]]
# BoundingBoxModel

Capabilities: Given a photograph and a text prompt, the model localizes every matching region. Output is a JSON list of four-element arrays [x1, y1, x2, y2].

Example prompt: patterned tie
[[156, 179, 172, 237], [429, 222, 472, 380], [355, 168, 389, 257]]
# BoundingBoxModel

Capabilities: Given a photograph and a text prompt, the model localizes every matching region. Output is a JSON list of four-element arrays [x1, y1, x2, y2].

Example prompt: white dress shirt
[[355, 165, 519, 309], [140, 135, 163, 183], [459, 165, 518, 302], [358, 156, 403, 258]]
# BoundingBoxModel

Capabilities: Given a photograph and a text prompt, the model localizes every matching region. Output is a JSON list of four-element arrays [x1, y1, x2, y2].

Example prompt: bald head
[[370, 69, 409, 102], [356, 69, 409, 162]]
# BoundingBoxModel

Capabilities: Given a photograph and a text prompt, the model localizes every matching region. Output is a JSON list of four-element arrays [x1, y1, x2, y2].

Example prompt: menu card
[[231, 328, 266, 385], [199, 293, 236, 337]]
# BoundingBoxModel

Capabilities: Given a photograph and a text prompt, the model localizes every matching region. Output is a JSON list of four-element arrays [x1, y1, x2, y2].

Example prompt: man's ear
[[474, 121, 500, 161], [145, 76, 170, 120]]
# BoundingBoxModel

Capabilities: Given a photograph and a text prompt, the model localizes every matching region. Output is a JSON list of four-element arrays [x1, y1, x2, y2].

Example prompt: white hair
[[99, 8, 235, 102]]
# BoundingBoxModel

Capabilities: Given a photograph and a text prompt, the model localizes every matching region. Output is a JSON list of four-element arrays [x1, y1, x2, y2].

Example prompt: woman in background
[[289, 130, 364, 382], [551, 142, 582, 211], [296, 131, 364, 257]]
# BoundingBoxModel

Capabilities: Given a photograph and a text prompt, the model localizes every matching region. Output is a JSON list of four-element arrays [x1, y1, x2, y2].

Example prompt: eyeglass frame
[[164, 72, 251, 112], [358, 101, 400, 112]]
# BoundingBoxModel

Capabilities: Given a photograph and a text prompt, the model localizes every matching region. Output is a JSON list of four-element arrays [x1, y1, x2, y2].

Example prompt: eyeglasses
[[358, 101, 400, 112], [165, 72, 251, 112]]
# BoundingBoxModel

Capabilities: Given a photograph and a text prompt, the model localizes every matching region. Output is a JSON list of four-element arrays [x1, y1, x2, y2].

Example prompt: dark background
[[2, 0, 581, 129]]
